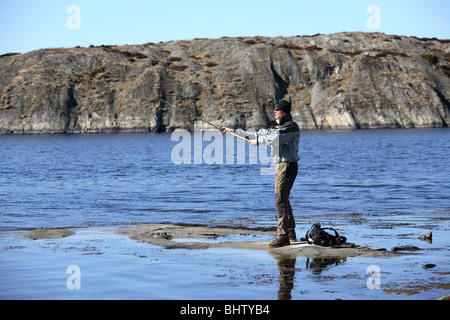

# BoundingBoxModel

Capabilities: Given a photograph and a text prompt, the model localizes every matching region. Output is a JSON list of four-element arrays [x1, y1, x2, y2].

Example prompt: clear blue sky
[[1, 0, 449, 54]]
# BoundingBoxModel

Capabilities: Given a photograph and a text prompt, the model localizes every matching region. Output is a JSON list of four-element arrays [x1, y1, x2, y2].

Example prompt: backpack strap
[[321, 228, 339, 238]]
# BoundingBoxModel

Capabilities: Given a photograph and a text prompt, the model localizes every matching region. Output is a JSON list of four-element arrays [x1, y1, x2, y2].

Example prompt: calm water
[[1, 128, 449, 300], [0, 129, 449, 231]]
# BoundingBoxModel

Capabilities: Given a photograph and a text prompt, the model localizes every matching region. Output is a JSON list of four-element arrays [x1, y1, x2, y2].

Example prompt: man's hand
[[223, 127, 257, 146], [222, 127, 234, 134]]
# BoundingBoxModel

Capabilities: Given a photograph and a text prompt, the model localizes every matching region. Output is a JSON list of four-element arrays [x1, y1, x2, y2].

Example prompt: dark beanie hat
[[276, 100, 291, 113]]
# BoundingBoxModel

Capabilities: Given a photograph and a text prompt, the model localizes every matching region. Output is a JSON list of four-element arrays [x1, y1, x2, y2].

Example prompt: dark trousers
[[274, 162, 298, 237]]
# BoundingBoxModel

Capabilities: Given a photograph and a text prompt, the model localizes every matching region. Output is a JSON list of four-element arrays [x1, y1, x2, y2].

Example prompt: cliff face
[[1, 32, 449, 134]]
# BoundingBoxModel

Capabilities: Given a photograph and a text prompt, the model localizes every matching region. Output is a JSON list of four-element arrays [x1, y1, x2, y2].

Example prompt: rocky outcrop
[[116, 223, 398, 258], [1, 32, 449, 134]]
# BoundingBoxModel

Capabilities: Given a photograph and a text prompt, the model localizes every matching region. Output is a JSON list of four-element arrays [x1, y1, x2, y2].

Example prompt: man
[[223, 100, 300, 248]]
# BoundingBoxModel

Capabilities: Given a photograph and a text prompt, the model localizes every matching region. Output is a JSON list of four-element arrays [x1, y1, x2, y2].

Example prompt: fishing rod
[[159, 98, 252, 143]]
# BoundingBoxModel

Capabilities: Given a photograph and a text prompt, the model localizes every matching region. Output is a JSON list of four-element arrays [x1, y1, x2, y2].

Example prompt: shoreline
[[0, 126, 448, 136], [3, 215, 449, 300]]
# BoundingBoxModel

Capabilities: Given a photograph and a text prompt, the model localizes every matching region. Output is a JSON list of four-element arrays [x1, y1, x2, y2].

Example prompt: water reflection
[[272, 254, 347, 300], [276, 258, 296, 300], [305, 257, 346, 274]]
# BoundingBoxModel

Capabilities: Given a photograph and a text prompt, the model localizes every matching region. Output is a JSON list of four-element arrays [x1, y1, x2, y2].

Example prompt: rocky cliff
[[1, 32, 449, 134]]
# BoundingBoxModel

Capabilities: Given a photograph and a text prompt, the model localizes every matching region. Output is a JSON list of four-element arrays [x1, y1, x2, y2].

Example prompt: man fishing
[[223, 100, 300, 248]]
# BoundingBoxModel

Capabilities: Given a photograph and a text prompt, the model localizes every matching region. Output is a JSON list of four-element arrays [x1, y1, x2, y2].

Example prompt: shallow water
[[1, 128, 449, 300], [1, 217, 449, 300]]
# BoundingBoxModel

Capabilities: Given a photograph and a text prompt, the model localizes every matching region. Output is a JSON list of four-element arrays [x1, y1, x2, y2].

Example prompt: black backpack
[[303, 223, 347, 246]]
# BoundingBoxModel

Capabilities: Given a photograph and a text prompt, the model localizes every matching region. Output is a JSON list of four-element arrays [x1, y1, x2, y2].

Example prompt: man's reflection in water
[[273, 255, 347, 300], [277, 258, 296, 300]]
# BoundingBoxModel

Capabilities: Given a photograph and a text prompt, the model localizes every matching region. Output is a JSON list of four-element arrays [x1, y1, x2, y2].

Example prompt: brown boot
[[268, 236, 290, 248], [288, 231, 297, 243]]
